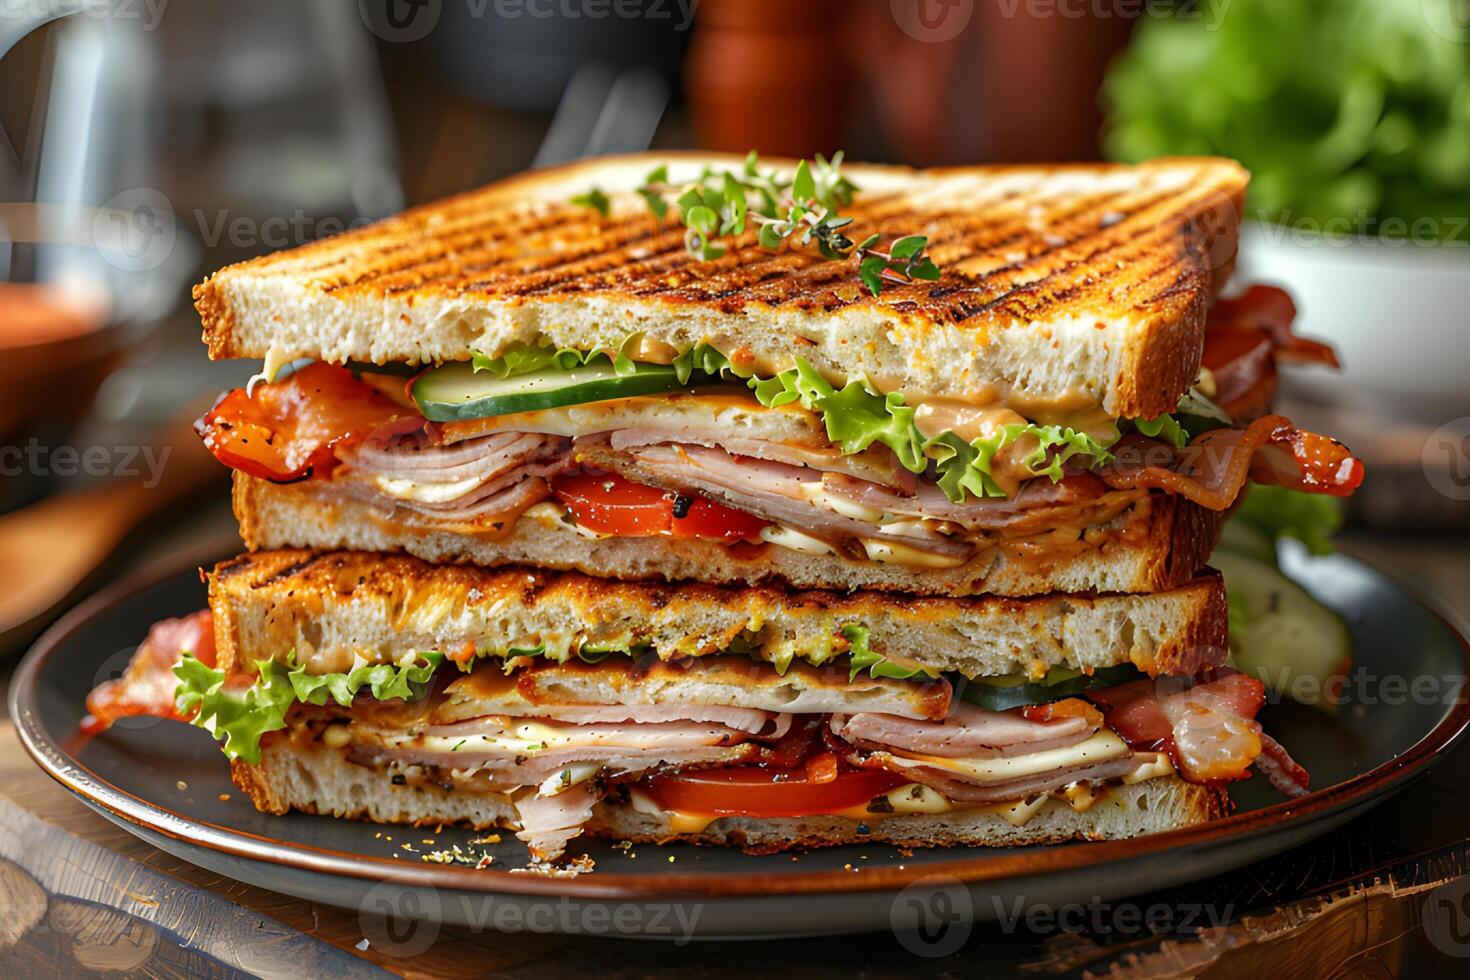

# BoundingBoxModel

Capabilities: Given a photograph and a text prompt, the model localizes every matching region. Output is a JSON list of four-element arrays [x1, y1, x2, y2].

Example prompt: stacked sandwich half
[[91, 154, 1361, 860]]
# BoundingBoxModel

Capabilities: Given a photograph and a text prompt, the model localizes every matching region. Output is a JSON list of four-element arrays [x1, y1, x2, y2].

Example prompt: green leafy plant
[[575, 152, 942, 294], [1105, 0, 1470, 242]]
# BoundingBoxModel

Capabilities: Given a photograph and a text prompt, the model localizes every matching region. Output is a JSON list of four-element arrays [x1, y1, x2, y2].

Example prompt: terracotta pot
[[684, 0, 850, 159]]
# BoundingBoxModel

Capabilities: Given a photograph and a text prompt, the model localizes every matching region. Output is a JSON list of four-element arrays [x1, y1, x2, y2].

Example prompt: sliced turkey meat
[[866, 751, 1147, 805], [514, 781, 598, 860], [831, 702, 1096, 760]]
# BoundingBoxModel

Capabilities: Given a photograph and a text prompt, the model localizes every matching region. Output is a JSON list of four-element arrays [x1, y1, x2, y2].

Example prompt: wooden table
[[2, 535, 1468, 978]]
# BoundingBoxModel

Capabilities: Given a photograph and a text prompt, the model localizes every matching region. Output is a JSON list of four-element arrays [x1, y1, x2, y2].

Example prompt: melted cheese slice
[[374, 473, 488, 503], [391, 719, 740, 757]]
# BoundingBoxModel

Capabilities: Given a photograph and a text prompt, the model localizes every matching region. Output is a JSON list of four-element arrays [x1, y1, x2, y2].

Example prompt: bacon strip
[[1084, 669, 1306, 793], [1208, 285, 1340, 369], [1100, 415, 1363, 510], [84, 610, 216, 731], [1255, 732, 1311, 798], [196, 364, 416, 483]]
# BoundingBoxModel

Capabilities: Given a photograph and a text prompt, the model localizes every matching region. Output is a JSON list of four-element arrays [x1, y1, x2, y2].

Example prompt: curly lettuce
[[470, 333, 645, 379], [174, 652, 444, 764]]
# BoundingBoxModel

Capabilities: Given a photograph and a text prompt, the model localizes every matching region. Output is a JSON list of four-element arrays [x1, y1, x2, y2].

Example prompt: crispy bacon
[[1101, 415, 1363, 510], [84, 610, 215, 732], [1204, 285, 1340, 419], [1208, 285, 1340, 370], [196, 363, 418, 483], [1086, 669, 1291, 790], [1255, 732, 1311, 798]]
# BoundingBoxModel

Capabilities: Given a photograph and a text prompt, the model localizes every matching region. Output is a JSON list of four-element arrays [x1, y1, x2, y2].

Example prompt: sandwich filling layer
[[89, 608, 1309, 861], [195, 287, 1360, 577]]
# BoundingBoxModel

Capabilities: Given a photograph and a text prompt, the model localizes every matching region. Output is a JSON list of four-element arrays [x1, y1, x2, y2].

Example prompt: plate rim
[[11, 551, 1470, 900]]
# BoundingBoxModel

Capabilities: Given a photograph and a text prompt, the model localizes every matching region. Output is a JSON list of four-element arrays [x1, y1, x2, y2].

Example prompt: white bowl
[[1237, 222, 1470, 418]]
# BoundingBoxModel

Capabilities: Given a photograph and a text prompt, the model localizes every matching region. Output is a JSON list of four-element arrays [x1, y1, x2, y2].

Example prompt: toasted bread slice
[[196, 153, 1247, 418], [233, 471, 1227, 598], [233, 740, 1227, 850], [208, 549, 1228, 682]]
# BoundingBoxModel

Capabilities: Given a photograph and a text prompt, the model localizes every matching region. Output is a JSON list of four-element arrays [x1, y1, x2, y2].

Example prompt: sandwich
[[95, 550, 1294, 860], [85, 152, 1359, 861]]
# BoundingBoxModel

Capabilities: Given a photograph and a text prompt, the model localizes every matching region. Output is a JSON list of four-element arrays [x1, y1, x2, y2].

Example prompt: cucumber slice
[[412, 360, 683, 421], [958, 663, 1143, 712], [1213, 549, 1352, 712]]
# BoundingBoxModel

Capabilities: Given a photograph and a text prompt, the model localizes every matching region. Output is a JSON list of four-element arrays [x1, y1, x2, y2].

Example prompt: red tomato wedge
[[638, 766, 907, 818], [84, 610, 216, 733], [550, 469, 768, 542], [196, 363, 417, 483]]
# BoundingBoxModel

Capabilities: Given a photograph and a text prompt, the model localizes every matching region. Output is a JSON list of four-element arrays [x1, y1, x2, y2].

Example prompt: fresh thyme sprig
[[573, 151, 941, 296]]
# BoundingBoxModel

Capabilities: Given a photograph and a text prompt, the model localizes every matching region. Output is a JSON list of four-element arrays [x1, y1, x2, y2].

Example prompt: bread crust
[[195, 153, 1247, 418], [207, 547, 1228, 681], [232, 473, 1228, 599]]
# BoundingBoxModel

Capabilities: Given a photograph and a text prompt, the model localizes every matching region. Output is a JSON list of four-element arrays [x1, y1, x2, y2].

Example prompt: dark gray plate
[[11, 549, 1470, 939]]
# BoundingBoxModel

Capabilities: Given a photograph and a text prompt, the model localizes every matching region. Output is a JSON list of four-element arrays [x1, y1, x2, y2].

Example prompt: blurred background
[[1, 0, 1467, 656]]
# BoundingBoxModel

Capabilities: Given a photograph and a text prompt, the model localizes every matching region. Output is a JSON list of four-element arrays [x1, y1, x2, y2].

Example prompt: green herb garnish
[[576, 151, 942, 296]]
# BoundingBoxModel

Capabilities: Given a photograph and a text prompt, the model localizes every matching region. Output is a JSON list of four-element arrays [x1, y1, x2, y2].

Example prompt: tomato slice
[[550, 469, 768, 542], [196, 362, 417, 482], [639, 766, 907, 818]]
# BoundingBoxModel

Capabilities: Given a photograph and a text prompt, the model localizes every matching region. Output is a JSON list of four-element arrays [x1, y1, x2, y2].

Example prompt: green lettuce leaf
[[840, 623, 929, 681], [471, 334, 645, 379], [1230, 483, 1344, 557], [174, 652, 444, 764], [1133, 415, 1188, 449]]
